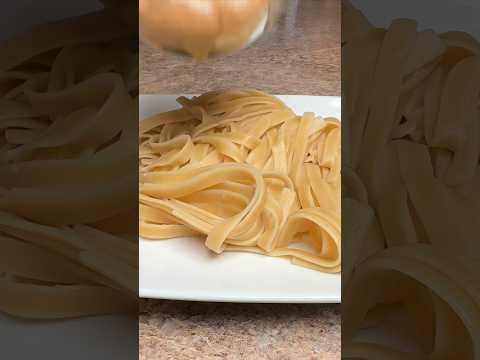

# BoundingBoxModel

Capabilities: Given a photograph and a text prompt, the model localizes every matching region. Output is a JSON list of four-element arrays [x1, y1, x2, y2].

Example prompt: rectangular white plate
[[139, 94, 341, 303]]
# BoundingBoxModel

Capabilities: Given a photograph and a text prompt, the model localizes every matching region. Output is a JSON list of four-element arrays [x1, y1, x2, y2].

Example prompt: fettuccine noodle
[[139, 89, 341, 273], [0, 7, 138, 318], [343, 1, 480, 358]]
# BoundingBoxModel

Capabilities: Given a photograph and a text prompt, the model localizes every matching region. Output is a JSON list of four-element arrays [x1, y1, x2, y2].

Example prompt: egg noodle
[[0, 8, 137, 318], [343, 1, 480, 358], [139, 90, 341, 273]]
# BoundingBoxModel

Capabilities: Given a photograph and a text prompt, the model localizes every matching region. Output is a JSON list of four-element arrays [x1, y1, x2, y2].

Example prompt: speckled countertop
[[140, 0, 340, 96], [140, 1, 341, 359], [140, 301, 340, 360]]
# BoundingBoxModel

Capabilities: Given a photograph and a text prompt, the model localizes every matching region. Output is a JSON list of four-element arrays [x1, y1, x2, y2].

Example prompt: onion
[[139, 0, 284, 59]]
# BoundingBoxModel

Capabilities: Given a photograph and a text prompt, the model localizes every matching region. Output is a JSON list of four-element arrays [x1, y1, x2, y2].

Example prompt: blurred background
[[0, 1, 138, 359], [0, 0, 101, 42], [352, 0, 480, 38]]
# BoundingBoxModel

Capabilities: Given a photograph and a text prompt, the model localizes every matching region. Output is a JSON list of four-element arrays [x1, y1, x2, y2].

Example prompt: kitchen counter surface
[[140, 0, 340, 96], [140, 300, 341, 360], [139, 1, 341, 359]]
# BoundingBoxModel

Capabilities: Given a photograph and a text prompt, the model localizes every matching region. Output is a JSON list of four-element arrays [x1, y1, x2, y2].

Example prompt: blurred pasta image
[[139, 90, 341, 273], [0, 5, 137, 318], [343, 1, 480, 358]]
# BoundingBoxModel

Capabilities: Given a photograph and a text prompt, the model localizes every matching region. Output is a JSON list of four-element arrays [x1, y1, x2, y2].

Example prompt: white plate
[[139, 94, 341, 303]]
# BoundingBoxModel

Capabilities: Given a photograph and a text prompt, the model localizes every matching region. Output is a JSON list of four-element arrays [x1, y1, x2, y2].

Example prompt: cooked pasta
[[0, 8, 138, 318], [343, 1, 480, 358], [139, 90, 341, 273]]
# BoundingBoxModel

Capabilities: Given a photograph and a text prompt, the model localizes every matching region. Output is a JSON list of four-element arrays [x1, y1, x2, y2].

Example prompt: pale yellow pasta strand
[[140, 90, 341, 273]]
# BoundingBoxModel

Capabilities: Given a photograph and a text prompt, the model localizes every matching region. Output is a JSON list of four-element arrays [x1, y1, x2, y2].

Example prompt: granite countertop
[[140, 301, 340, 360], [140, 0, 340, 96], [140, 1, 340, 359]]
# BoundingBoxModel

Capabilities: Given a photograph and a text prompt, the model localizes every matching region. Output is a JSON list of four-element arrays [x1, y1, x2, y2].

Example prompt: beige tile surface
[[140, 1, 341, 359]]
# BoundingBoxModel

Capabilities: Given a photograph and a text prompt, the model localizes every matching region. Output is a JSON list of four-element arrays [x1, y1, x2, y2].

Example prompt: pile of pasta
[[343, 1, 480, 358], [140, 89, 341, 273], [0, 8, 138, 318]]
